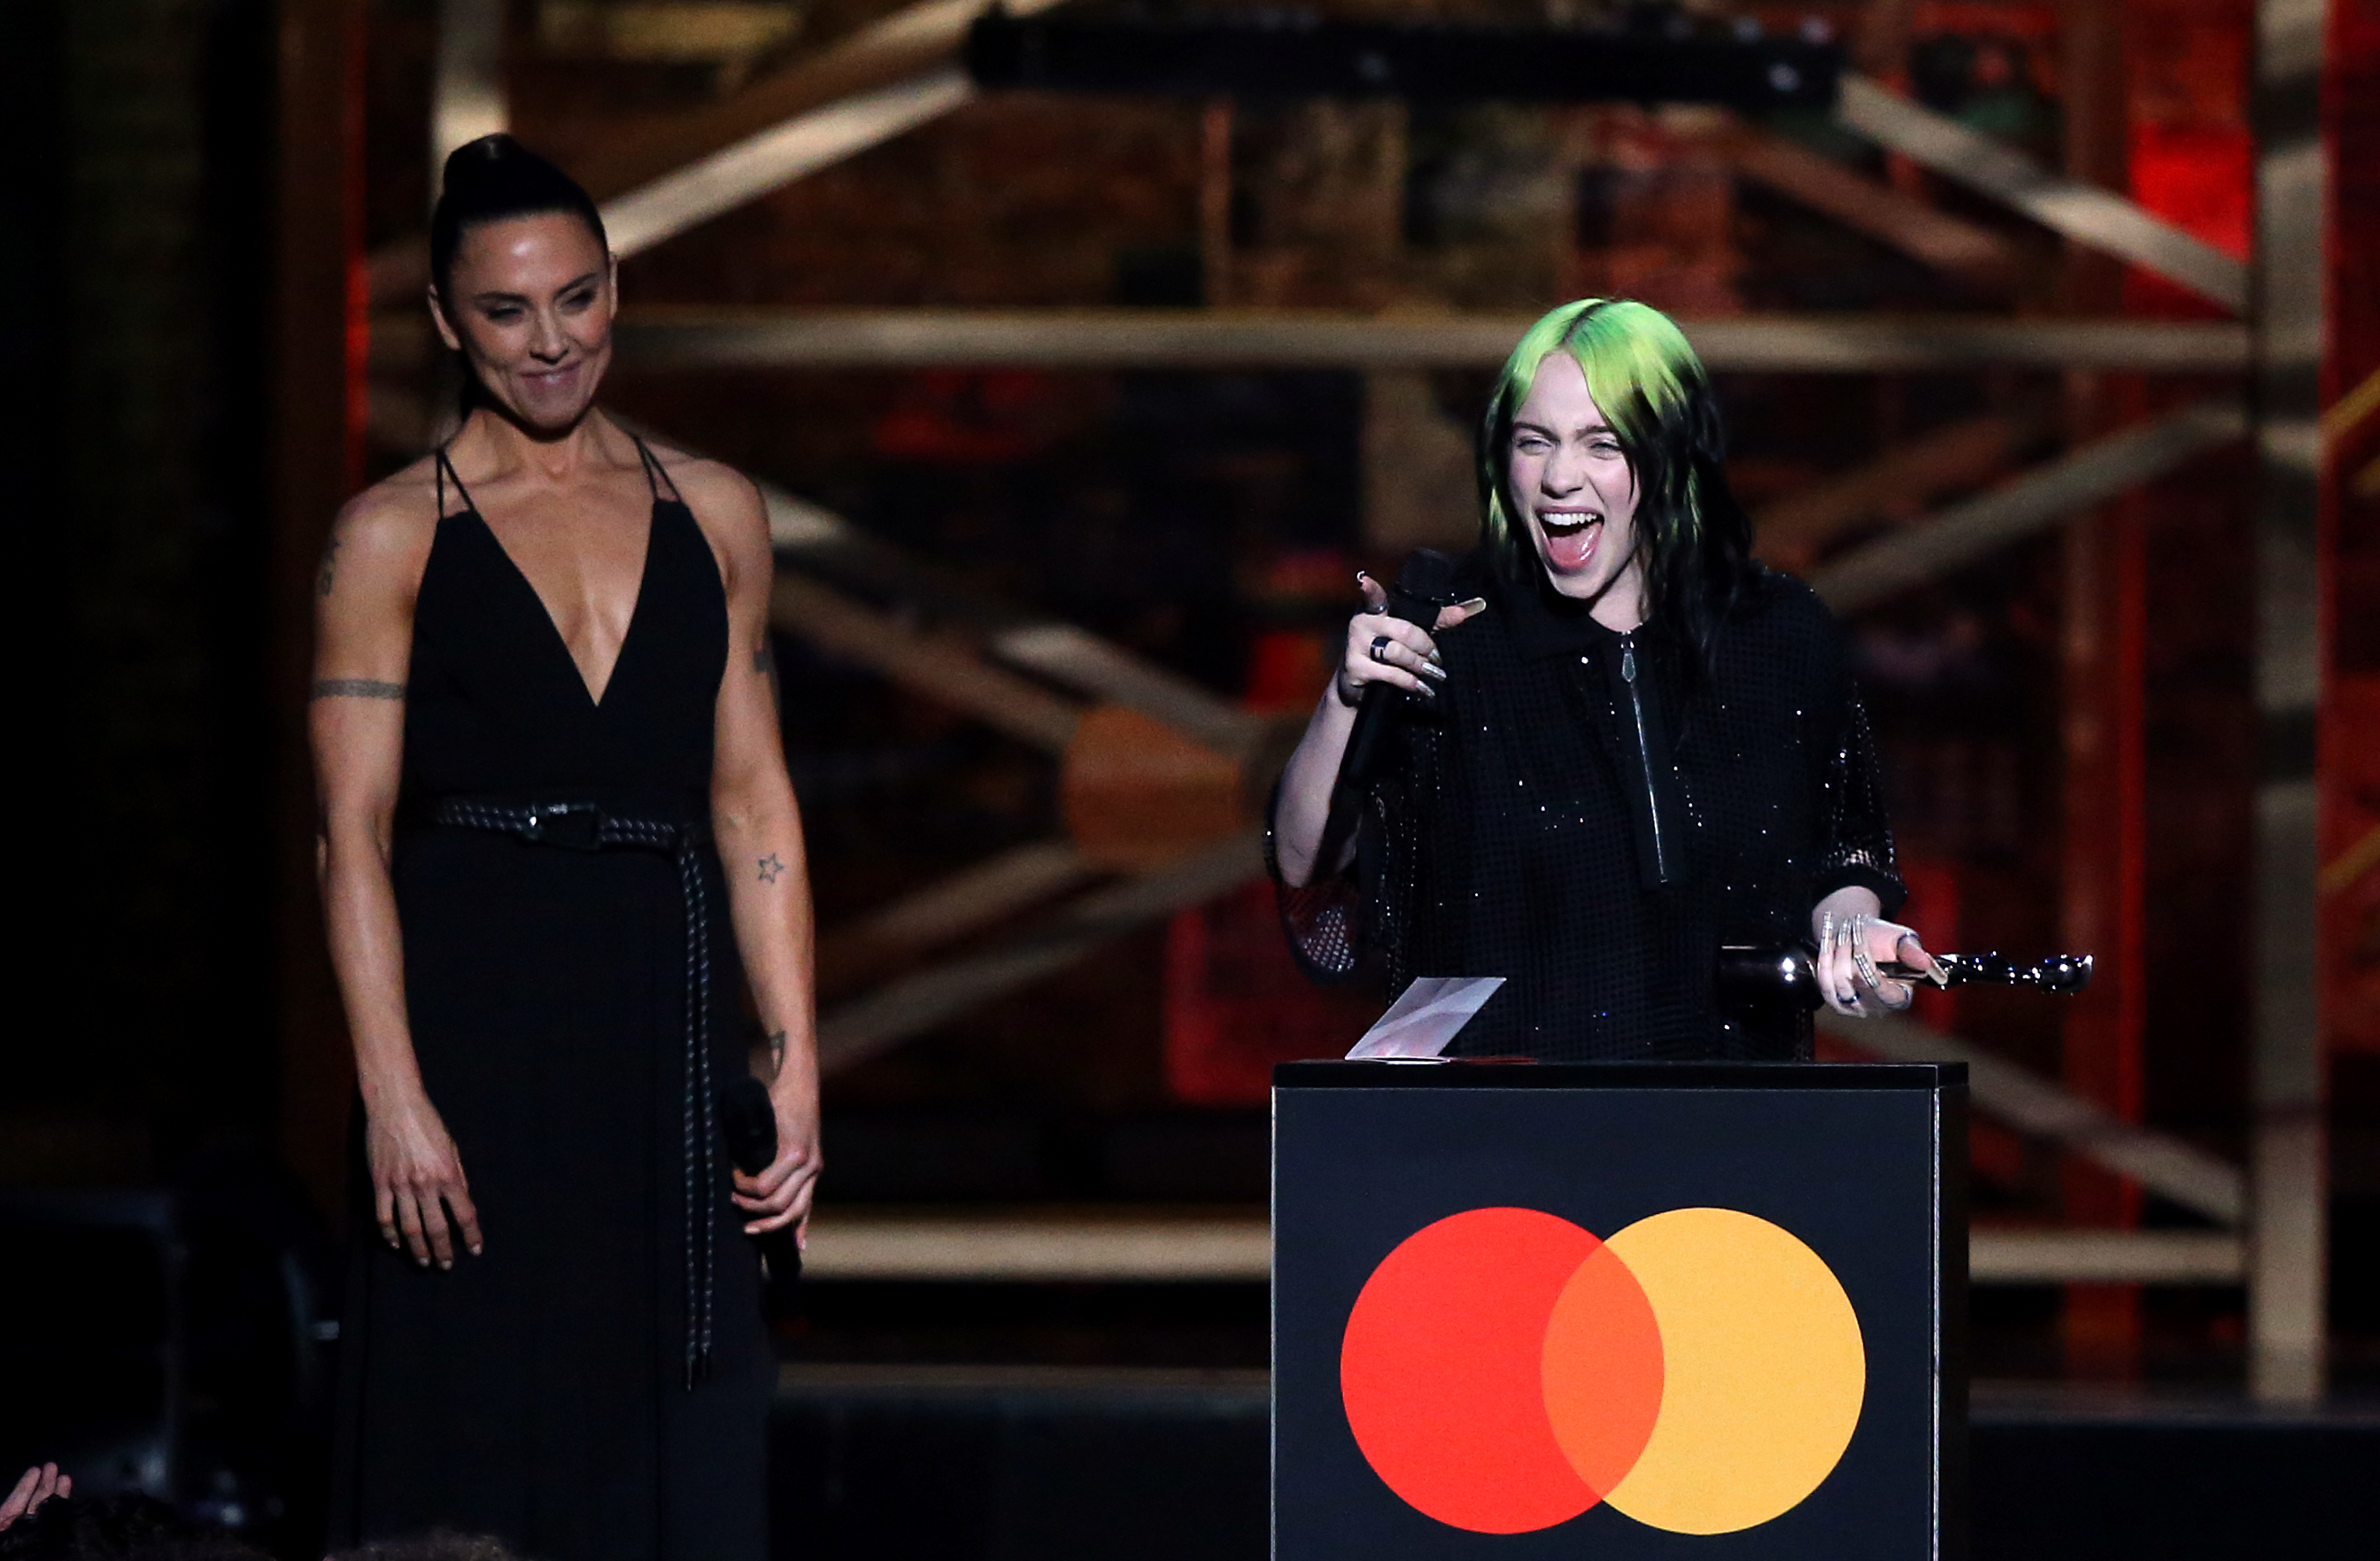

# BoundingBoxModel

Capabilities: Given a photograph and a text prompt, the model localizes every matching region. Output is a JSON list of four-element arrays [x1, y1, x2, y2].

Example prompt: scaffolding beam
[[2246, 0, 2330, 1405], [1820, 1012, 2245, 1227], [1835, 73, 2250, 313], [1811, 397, 2246, 614], [430, 0, 507, 173], [607, 307, 2250, 374]]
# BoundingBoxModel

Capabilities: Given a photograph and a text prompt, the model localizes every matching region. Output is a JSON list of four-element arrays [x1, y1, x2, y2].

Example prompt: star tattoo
[[757, 854, 786, 884]]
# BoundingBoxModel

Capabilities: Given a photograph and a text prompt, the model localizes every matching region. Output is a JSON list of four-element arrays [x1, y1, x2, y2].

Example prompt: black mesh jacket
[[1269, 553, 1903, 1061]]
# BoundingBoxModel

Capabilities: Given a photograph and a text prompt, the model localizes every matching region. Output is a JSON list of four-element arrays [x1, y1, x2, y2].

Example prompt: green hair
[[1477, 298, 1757, 674]]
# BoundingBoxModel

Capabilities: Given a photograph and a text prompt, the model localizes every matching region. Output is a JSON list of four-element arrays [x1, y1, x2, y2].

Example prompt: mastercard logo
[[1339, 1206, 1865, 1536]]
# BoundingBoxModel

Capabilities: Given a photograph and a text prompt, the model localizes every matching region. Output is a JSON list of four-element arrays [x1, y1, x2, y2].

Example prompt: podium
[[1272, 1061, 1967, 1559]]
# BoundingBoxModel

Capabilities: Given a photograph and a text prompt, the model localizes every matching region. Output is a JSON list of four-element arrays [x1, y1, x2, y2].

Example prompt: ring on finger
[[1850, 918, 1886, 996], [1369, 635, 1392, 664]]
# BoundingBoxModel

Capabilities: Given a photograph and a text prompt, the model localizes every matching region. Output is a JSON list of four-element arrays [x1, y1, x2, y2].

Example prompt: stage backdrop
[[1273, 1061, 1967, 1560]]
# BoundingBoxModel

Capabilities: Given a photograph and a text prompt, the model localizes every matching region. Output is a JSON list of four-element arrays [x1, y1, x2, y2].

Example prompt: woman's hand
[[1, 1464, 68, 1531], [1812, 885, 1937, 1017], [732, 1084, 821, 1245], [1333, 573, 1488, 707], [367, 1090, 482, 1269]]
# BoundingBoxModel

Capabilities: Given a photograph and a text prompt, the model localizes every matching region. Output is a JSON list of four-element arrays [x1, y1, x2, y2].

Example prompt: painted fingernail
[[1419, 661, 1448, 681], [1417, 683, 1438, 699], [1460, 598, 1488, 613]]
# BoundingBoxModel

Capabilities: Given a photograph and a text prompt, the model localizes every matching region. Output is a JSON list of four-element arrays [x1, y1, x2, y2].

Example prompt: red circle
[[1339, 1208, 1603, 1533]]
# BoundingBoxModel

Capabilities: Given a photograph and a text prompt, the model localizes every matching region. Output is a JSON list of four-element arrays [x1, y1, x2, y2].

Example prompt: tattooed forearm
[[766, 1028, 788, 1072], [313, 678, 406, 700], [757, 853, 786, 884]]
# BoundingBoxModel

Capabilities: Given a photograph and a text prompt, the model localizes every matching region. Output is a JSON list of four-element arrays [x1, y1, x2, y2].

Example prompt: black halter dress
[[330, 440, 768, 1561]]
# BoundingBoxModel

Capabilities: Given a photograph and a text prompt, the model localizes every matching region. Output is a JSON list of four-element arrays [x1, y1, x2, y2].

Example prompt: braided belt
[[422, 797, 721, 1387]]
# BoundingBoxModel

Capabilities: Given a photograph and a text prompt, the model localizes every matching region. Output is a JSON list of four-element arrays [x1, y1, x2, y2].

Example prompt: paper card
[[1345, 977, 1508, 1061]]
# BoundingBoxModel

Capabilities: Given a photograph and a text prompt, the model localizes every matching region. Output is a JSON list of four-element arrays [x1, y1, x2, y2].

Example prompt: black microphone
[[718, 1075, 801, 1316], [1315, 549, 1458, 874]]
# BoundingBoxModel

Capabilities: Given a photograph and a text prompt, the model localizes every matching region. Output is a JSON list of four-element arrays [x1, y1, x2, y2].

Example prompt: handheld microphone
[[1315, 549, 1458, 875], [718, 1075, 802, 1316]]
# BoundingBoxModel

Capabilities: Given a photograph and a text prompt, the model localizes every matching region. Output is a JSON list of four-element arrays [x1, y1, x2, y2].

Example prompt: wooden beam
[[769, 573, 1082, 753], [2246, 0, 2330, 1405], [817, 840, 1097, 996], [1754, 399, 2054, 570], [1821, 1011, 2245, 1227], [368, 0, 1066, 305], [1721, 127, 2024, 294], [1835, 73, 2249, 313], [790, 1209, 2245, 1286], [1811, 397, 2248, 614], [605, 306, 2252, 373], [818, 831, 1265, 1074]]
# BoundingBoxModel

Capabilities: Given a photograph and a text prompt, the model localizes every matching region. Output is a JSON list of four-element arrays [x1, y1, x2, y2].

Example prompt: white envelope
[[1344, 976, 1508, 1061]]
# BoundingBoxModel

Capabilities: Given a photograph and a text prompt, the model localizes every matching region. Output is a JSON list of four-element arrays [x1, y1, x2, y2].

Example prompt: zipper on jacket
[[1618, 635, 1670, 883]]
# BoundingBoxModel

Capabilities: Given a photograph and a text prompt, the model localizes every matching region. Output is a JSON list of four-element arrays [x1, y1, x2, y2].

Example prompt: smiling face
[[1505, 350, 1647, 626], [429, 211, 614, 433]]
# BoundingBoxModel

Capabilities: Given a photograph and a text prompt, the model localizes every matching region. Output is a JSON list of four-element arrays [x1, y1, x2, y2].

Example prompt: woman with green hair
[[1269, 298, 1931, 1059]]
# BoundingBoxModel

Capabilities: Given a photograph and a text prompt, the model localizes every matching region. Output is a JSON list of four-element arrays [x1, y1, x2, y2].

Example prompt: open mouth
[[1538, 510, 1603, 574]]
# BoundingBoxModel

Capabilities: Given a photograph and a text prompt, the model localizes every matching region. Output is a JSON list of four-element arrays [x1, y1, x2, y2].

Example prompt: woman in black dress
[[311, 137, 816, 1559], [1271, 298, 1934, 1059]]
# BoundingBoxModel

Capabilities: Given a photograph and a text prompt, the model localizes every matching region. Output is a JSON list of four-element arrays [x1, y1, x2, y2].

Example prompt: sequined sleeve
[[1264, 782, 1370, 985], [1812, 649, 1907, 920]]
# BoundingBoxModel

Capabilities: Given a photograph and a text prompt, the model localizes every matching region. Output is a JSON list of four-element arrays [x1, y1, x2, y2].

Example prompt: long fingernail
[[1417, 683, 1438, 699], [1419, 661, 1448, 681], [1459, 598, 1487, 613]]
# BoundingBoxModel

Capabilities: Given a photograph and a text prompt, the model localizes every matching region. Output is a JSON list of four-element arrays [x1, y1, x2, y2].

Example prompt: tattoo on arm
[[317, 528, 344, 598], [757, 853, 786, 884], [753, 635, 780, 700], [766, 1028, 787, 1072], [312, 678, 406, 700]]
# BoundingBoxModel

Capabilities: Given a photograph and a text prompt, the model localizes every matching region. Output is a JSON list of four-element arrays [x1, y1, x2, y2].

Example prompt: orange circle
[[1338, 1209, 1603, 1533], [1599, 1209, 1866, 1534], [1539, 1240, 1665, 1495]]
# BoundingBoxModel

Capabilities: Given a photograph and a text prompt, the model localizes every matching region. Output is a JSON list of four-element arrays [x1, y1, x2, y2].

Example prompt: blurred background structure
[[4, 0, 2377, 1556]]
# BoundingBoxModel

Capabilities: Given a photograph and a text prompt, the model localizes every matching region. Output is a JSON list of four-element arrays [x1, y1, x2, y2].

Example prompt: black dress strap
[[630, 435, 683, 506], [433, 445, 476, 521]]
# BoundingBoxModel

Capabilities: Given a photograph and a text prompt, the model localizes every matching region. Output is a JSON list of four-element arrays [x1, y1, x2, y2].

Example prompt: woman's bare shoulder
[[321, 455, 446, 601], [644, 441, 770, 549]]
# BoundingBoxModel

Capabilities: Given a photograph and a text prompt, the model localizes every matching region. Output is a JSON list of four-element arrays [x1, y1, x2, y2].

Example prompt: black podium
[[1272, 1061, 1967, 1559]]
